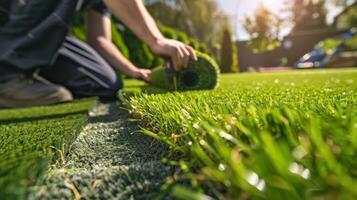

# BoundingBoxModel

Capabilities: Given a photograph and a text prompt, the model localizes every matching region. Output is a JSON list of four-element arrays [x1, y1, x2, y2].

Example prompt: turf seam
[[29, 102, 173, 200]]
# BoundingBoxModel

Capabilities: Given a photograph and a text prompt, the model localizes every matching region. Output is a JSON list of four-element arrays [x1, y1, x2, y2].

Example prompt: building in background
[[237, 1, 356, 72]]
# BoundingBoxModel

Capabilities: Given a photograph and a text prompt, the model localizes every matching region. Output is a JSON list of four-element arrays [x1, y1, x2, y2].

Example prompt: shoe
[[0, 74, 73, 108]]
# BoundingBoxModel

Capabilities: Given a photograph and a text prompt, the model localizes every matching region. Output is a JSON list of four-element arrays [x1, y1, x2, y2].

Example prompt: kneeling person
[[0, 0, 196, 108]]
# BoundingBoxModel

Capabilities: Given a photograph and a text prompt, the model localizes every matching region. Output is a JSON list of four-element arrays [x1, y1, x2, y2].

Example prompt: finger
[[143, 74, 150, 82], [180, 45, 191, 68], [181, 45, 191, 57], [173, 46, 185, 70], [176, 46, 185, 59], [145, 69, 152, 75], [144, 70, 151, 79], [176, 50, 186, 70], [183, 45, 195, 68], [172, 54, 182, 71], [171, 47, 184, 71], [141, 72, 150, 82], [186, 45, 197, 61]]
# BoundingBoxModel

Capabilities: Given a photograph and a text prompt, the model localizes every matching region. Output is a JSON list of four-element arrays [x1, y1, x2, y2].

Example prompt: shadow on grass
[[124, 85, 171, 99], [140, 85, 169, 94], [126, 83, 215, 97]]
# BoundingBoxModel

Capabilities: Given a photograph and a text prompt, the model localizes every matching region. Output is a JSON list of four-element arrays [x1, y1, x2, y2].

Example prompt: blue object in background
[[295, 28, 357, 68]]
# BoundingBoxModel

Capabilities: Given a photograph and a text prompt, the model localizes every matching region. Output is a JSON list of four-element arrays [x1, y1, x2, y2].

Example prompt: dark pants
[[39, 37, 123, 100], [1, 0, 121, 100]]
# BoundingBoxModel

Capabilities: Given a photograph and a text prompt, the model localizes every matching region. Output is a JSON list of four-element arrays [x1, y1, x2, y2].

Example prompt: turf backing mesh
[[29, 102, 173, 199]]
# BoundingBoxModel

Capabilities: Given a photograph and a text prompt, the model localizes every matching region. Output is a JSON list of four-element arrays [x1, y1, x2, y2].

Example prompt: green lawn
[[129, 69, 357, 200], [1, 69, 356, 200], [0, 99, 95, 199]]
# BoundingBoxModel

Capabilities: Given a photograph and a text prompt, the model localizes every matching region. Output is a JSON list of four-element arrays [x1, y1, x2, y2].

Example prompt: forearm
[[103, 0, 196, 71], [89, 37, 138, 76], [103, 0, 164, 48]]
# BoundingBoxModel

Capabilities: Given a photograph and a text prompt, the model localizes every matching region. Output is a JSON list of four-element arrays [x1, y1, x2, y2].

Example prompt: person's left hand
[[150, 38, 197, 71], [128, 68, 151, 82]]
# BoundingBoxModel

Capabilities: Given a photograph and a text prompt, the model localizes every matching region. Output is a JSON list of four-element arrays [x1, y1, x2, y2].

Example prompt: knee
[[99, 75, 123, 99], [110, 75, 123, 93]]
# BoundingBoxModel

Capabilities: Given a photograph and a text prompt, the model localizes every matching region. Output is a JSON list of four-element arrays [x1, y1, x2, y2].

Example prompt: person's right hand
[[130, 68, 151, 82], [150, 38, 197, 71]]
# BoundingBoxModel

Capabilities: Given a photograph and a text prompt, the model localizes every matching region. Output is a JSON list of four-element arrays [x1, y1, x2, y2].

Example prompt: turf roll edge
[[149, 52, 220, 91]]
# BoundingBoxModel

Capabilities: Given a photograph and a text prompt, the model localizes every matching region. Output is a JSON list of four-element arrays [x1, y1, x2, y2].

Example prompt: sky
[[216, 0, 343, 41]]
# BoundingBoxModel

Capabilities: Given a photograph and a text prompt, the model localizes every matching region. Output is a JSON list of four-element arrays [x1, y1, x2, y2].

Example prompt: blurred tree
[[145, 0, 228, 49], [212, 43, 221, 65], [243, 5, 283, 53], [285, 0, 328, 32], [220, 28, 238, 73], [332, 1, 357, 28], [330, 0, 354, 6]]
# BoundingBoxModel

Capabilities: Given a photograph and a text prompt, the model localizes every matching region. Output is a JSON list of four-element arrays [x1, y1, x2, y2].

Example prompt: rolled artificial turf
[[149, 52, 220, 91]]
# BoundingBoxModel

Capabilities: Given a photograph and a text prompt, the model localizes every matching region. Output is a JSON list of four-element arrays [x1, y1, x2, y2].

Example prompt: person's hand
[[129, 68, 151, 82], [150, 38, 197, 71]]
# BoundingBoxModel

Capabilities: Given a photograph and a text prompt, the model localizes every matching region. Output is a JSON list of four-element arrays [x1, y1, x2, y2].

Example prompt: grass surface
[[128, 69, 357, 199], [0, 99, 94, 199], [1, 69, 356, 200]]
